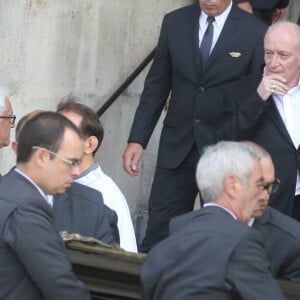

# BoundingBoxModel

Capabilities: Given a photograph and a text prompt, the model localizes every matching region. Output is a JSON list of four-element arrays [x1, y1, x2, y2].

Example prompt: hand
[[257, 74, 288, 101], [272, 8, 286, 23], [123, 142, 144, 176], [237, 1, 253, 14]]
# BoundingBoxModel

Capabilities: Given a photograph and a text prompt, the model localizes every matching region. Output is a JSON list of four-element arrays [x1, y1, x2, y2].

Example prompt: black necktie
[[200, 16, 215, 65]]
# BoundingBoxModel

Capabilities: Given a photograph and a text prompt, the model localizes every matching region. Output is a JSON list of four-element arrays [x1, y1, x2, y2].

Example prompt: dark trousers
[[139, 146, 199, 253], [292, 194, 300, 221]]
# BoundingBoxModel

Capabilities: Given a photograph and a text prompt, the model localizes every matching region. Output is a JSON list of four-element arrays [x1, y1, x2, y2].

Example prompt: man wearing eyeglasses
[[141, 141, 284, 299], [170, 142, 300, 282], [12, 110, 119, 247], [0, 87, 16, 149], [248, 142, 300, 282], [0, 112, 91, 300]]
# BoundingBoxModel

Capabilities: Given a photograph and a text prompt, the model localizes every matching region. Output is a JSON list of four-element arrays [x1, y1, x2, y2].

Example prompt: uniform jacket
[[128, 4, 267, 169]]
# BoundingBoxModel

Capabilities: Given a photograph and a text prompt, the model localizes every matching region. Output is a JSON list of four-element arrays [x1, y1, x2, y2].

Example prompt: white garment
[[199, 1, 232, 51], [273, 82, 300, 195], [76, 164, 137, 252]]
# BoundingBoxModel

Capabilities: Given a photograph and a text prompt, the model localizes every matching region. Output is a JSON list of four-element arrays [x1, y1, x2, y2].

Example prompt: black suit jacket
[[128, 4, 267, 169], [0, 170, 90, 300], [53, 182, 119, 244], [141, 206, 284, 300], [253, 206, 300, 282], [218, 77, 299, 215]]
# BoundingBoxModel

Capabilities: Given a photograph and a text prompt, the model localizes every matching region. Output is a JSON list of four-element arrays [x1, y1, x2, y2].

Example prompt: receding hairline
[[265, 21, 300, 50]]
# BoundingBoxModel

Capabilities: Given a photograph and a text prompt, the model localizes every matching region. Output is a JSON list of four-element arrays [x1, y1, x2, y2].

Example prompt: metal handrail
[[96, 48, 156, 117]]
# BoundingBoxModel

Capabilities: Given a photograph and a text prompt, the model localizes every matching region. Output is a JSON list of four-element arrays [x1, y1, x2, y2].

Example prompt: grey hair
[[241, 141, 272, 160], [0, 86, 10, 115], [196, 141, 261, 203]]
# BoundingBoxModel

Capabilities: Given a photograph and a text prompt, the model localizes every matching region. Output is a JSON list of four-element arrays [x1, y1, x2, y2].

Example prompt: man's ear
[[84, 136, 99, 155], [11, 141, 18, 154], [32, 147, 49, 168], [224, 174, 238, 198]]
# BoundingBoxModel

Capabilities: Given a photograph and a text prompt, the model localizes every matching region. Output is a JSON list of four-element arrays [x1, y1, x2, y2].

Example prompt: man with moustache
[[218, 21, 300, 221], [123, 0, 267, 253]]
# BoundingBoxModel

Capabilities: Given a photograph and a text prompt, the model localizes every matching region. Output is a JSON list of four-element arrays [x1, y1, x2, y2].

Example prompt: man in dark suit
[[249, 143, 300, 282], [218, 21, 300, 220], [0, 112, 91, 300], [170, 142, 300, 282], [12, 110, 120, 246], [57, 97, 137, 252], [53, 181, 119, 244], [123, 0, 267, 252], [141, 141, 284, 299], [235, 0, 290, 24]]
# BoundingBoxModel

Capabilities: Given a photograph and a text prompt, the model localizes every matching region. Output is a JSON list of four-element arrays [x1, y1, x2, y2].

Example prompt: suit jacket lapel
[[192, 4, 203, 77], [203, 5, 240, 72], [53, 192, 72, 233]]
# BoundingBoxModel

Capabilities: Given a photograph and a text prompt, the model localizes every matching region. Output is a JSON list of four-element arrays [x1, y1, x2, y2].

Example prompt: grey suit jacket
[[0, 169, 90, 300], [253, 206, 300, 282], [53, 181, 119, 244], [142, 206, 284, 300]]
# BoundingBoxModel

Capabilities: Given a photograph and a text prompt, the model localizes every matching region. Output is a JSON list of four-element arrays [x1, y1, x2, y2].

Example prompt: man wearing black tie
[[123, 0, 267, 252]]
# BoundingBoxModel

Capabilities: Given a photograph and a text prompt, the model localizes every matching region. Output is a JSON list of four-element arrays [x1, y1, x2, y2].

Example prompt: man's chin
[[253, 210, 264, 218], [52, 186, 70, 195]]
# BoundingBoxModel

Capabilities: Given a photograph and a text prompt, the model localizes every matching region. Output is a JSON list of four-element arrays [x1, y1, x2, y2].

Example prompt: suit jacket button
[[198, 87, 205, 92]]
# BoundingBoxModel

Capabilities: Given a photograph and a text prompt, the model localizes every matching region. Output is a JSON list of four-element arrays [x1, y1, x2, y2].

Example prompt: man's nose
[[71, 165, 81, 177], [269, 55, 279, 67]]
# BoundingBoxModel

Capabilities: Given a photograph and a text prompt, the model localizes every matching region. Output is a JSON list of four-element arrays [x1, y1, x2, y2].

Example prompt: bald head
[[264, 21, 300, 89]]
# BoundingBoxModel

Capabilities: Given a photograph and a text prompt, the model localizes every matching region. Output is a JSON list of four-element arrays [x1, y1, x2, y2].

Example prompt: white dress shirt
[[199, 1, 232, 51], [76, 163, 138, 252], [273, 81, 300, 195]]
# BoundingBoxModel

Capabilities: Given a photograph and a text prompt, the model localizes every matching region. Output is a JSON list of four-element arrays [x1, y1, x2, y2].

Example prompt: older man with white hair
[[0, 87, 15, 149]]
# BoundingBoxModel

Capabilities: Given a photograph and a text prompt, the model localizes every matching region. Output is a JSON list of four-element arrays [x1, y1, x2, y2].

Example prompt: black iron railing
[[96, 48, 156, 117]]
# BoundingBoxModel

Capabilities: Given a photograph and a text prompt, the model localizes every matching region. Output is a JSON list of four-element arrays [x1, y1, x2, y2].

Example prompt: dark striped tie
[[200, 16, 215, 65]]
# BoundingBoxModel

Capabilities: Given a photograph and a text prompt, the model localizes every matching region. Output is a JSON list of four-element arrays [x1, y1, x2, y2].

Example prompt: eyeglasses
[[257, 178, 280, 194], [32, 146, 81, 169], [0, 114, 16, 125]]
